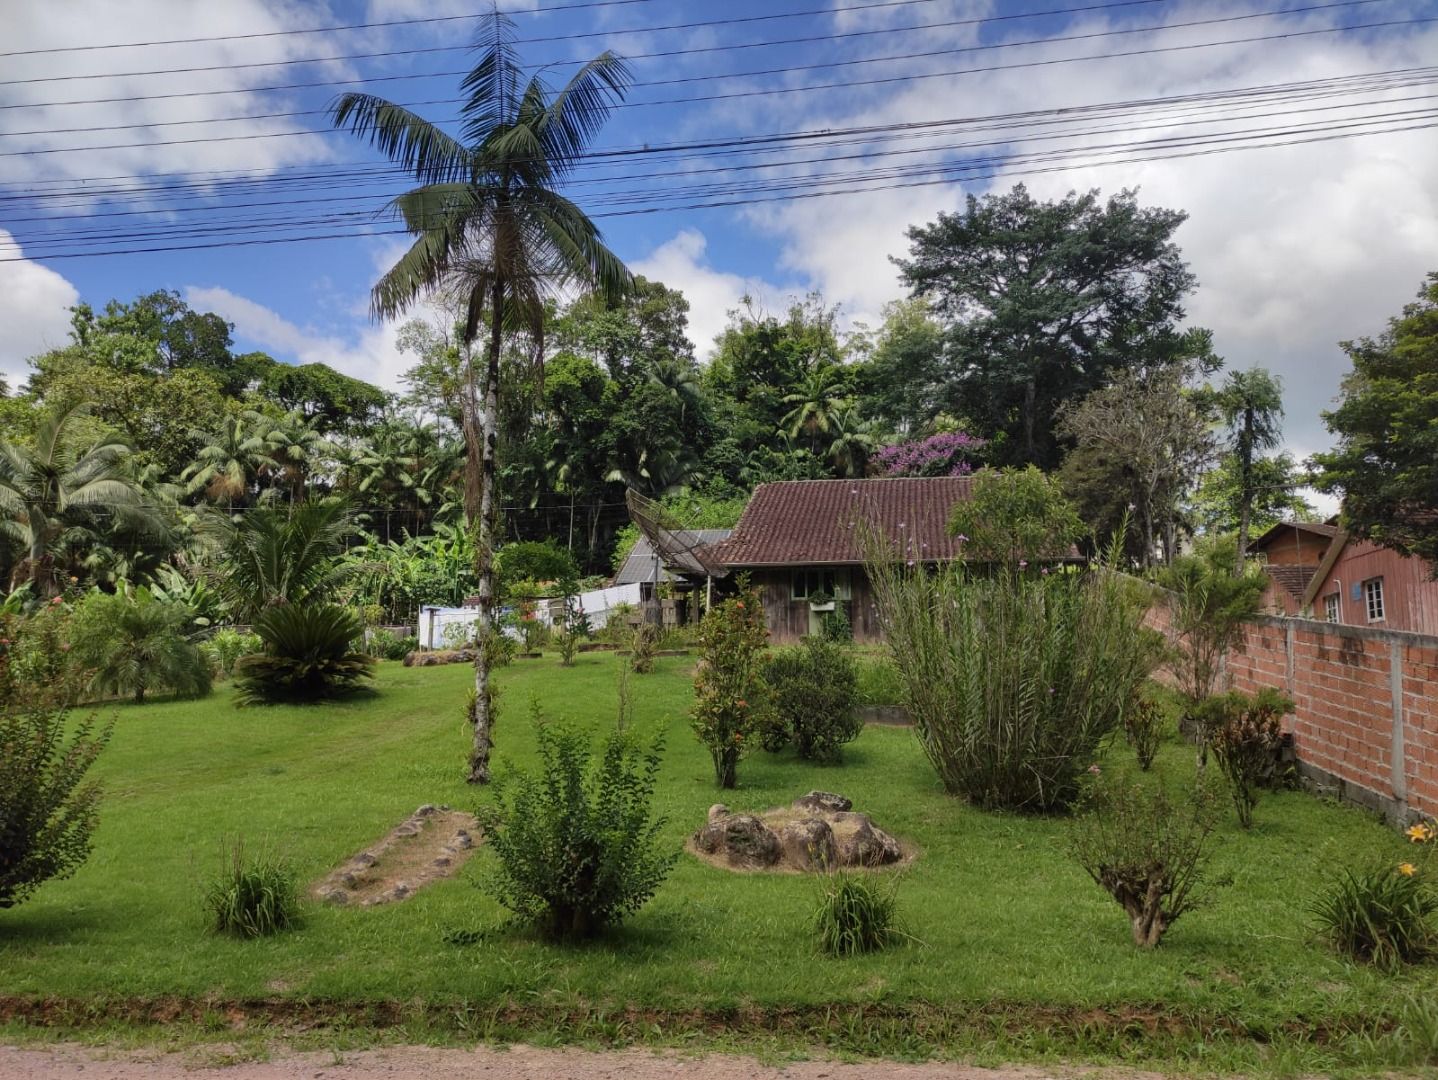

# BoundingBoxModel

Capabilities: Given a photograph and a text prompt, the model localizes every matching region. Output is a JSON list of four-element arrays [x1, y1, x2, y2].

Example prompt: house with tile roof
[[700, 476, 977, 642]]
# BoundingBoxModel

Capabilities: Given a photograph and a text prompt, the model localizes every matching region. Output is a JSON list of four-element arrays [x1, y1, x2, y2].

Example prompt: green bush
[[234, 604, 376, 705], [364, 627, 418, 661], [480, 718, 677, 940], [764, 637, 862, 763], [1204, 687, 1295, 828], [1312, 864, 1438, 971], [1123, 693, 1167, 772], [497, 539, 579, 593], [70, 588, 212, 703], [867, 545, 1162, 812], [812, 870, 902, 956], [0, 624, 110, 910], [203, 627, 263, 678], [203, 840, 300, 938], [819, 605, 853, 644], [692, 589, 770, 788], [1068, 775, 1222, 947], [630, 622, 659, 674]]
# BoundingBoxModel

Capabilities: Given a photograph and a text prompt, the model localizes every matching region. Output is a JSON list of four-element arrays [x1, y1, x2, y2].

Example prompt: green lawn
[[2, 653, 1433, 1074]]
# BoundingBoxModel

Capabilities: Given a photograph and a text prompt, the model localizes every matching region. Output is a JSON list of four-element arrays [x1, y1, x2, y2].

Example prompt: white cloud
[[0, 232, 80, 388], [631, 229, 799, 356]]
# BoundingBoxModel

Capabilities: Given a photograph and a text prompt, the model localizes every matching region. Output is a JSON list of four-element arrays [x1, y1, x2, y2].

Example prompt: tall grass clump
[[866, 533, 1161, 812], [1312, 864, 1438, 971], [203, 840, 300, 938], [812, 870, 902, 956]]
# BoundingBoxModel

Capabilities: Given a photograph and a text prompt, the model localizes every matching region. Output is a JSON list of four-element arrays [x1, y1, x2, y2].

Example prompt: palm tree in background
[[826, 404, 879, 478], [781, 369, 847, 455], [648, 356, 703, 429], [0, 400, 156, 597], [331, 12, 634, 783], [182, 410, 277, 510]]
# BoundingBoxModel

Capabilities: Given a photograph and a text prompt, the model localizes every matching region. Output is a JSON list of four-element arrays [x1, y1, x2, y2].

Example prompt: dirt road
[[0, 1043, 1160, 1080]]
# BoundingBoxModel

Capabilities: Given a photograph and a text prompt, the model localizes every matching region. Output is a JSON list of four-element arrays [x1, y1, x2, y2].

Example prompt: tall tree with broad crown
[[331, 13, 633, 783]]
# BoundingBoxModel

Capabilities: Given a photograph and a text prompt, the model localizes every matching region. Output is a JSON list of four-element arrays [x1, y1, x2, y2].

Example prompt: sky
[[2, 0, 1437, 491]]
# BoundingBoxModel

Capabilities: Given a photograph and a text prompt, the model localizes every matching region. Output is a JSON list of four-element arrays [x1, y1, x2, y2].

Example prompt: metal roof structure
[[622, 489, 731, 581], [614, 530, 733, 586]]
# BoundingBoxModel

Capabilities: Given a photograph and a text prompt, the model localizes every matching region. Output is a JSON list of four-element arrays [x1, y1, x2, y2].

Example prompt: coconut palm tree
[[331, 12, 633, 783], [781, 369, 847, 455], [0, 401, 156, 597]]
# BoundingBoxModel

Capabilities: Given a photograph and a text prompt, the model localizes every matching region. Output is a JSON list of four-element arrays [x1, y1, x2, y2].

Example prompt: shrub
[[70, 588, 212, 703], [479, 717, 677, 940], [497, 539, 578, 593], [692, 589, 769, 788], [1124, 693, 1167, 772], [764, 638, 863, 763], [554, 573, 590, 668], [203, 627, 263, 677], [234, 603, 376, 705], [203, 840, 300, 938], [812, 870, 902, 956], [0, 631, 110, 910], [1204, 687, 1295, 828], [364, 628, 417, 661], [947, 465, 1083, 565], [866, 541, 1162, 812], [819, 604, 852, 644], [1068, 775, 1222, 947], [630, 622, 659, 674], [1312, 864, 1438, 971]]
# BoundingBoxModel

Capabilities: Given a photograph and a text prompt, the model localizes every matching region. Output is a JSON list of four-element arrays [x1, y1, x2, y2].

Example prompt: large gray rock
[[793, 791, 852, 814], [836, 813, 903, 867], [778, 818, 838, 872], [693, 812, 780, 867]]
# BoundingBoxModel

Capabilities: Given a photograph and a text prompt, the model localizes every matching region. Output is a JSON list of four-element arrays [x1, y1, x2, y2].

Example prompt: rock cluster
[[403, 649, 476, 667], [313, 804, 479, 906], [692, 791, 903, 872]]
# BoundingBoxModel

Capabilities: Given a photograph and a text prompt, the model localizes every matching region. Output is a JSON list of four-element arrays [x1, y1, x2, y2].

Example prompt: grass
[[1, 652, 1435, 1074]]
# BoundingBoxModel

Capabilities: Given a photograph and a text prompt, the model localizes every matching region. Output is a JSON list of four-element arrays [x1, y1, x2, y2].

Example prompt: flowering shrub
[[692, 589, 769, 788], [874, 431, 985, 477]]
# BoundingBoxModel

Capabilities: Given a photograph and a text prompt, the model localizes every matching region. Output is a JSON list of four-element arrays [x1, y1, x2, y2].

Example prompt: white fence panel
[[416, 582, 640, 648]]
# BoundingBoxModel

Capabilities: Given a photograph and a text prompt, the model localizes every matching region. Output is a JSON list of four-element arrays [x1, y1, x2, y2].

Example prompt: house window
[[1364, 577, 1385, 623], [791, 569, 849, 601], [1324, 593, 1341, 623]]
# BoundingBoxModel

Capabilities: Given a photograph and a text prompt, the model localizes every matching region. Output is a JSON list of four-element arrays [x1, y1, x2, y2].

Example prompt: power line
[[4, 109, 1430, 262], [10, 89, 1436, 243], [0, 0, 1154, 87], [3, 12, 1428, 158], [0, 0, 676, 58], [6, 64, 1428, 197], [0, 0, 1375, 137]]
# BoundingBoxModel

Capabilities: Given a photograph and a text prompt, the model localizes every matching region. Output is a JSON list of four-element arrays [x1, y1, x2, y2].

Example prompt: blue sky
[[3, 0, 1437, 473]]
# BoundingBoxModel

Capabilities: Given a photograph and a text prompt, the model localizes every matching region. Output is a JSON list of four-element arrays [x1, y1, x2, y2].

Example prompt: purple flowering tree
[[874, 432, 985, 477]]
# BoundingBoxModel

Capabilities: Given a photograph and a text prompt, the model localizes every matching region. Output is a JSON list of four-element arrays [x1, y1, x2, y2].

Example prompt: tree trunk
[[29, 528, 54, 600], [1236, 409, 1253, 576], [1022, 374, 1037, 464], [467, 285, 504, 785]]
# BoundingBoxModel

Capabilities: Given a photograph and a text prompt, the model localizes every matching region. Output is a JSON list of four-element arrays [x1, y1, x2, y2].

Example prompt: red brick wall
[[1145, 602, 1438, 822]]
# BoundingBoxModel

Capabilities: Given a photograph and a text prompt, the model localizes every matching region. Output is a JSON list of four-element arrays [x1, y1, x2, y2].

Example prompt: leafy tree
[[1217, 367, 1285, 574], [897, 184, 1197, 469], [1191, 452, 1315, 537], [948, 466, 1084, 565], [850, 297, 945, 434], [1058, 356, 1215, 566], [331, 12, 634, 783], [0, 401, 157, 597], [1314, 273, 1438, 571], [257, 362, 388, 435]]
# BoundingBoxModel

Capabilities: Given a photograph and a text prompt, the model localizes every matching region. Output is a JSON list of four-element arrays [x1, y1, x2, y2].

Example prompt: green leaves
[[234, 603, 375, 706]]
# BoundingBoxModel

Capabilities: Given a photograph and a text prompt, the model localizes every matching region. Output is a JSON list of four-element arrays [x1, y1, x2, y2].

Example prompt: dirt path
[[0, 1043, 1164, 1080]]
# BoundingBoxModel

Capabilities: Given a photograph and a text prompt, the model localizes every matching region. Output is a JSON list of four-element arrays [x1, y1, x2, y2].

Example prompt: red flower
[[735, 601, 745, 610]]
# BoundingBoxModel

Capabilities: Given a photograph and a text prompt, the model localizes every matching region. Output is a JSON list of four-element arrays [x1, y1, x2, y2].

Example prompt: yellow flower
[[1407, 823, 1433, 843], [1399, 863, 1418, 877]]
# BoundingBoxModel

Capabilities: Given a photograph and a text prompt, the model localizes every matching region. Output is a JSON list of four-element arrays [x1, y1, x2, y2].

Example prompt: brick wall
[[1145, 602, 1438, 823]]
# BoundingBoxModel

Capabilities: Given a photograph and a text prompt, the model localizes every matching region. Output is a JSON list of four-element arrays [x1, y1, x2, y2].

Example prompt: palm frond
[[328, 94, 472, 184], [458, 12, 524, 145], [532, 51, 632, 178]]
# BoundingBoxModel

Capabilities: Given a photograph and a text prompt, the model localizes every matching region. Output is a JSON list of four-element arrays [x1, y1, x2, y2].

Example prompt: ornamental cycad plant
[[480, 715, 677, 940], [234, 604, 375, 705], [866, 537, 1160, 812], [692, 589, 769, 788]]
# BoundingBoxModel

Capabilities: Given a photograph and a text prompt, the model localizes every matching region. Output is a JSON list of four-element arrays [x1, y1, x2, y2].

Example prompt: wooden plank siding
[[749, 566, 884, 643]]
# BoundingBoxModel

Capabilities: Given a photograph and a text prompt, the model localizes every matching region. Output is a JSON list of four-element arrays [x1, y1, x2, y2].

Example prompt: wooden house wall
[[1312, 540, 1438, 636], [749, 566, 885, 643]]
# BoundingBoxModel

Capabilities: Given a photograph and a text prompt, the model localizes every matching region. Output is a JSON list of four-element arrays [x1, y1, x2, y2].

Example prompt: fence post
[[1285, 621, 1295, 697], [1391, 639, 1408, 811]]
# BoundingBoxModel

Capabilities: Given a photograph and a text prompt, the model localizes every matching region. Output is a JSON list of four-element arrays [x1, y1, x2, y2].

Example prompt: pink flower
[[955, 534, 968, 543], [1088, 764, 1101, 775], [50, 596, 63, 606], [1018, 560, 1028, 569]]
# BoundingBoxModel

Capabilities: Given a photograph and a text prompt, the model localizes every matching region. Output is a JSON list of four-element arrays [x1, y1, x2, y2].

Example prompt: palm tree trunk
[[29, 527, 54, 599], [468, 284, 504, 784]]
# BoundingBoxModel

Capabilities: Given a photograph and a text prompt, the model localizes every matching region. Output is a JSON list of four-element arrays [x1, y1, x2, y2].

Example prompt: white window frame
[[1363, 577, 1385, 623], [791, 569, 851, 602], [1324, 593, 1341, 624]]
